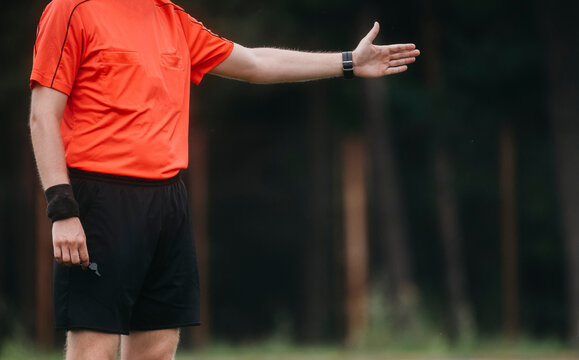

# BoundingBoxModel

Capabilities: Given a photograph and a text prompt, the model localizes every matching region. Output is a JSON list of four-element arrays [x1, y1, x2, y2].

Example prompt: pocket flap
[[161, 54, 183, 70], [100, 51, 140, 64]]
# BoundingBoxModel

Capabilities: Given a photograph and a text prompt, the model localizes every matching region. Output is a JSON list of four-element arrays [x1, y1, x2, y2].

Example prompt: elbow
[[29, 111, 59, 138], [29, 112, 40, 133], [29, 110, 47, 134], [243, 49, 275, 84], [244, 63, 267, 84]]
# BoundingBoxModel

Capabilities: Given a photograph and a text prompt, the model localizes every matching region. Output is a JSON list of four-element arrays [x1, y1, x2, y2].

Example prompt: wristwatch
[[342, 51, 354, 79]]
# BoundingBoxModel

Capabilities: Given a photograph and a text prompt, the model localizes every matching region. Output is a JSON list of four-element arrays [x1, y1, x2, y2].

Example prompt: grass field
[[2, 338, 577, 360]]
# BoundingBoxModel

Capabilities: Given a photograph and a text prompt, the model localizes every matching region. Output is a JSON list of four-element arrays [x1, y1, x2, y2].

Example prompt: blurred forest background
[[1, 0, 579, 355]]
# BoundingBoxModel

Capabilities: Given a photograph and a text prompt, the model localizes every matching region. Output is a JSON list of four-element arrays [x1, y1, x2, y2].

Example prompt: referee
[[29, 0, 419, 358]]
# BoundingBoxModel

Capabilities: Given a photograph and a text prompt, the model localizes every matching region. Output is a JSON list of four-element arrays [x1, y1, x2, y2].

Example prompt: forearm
[[30, 115, 69, 188], [248, 47, 342, 83]]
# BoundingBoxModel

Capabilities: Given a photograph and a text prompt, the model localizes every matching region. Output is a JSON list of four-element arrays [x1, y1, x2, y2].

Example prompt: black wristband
[[45, 184, 80, 223], [342, 51, 354, 79]]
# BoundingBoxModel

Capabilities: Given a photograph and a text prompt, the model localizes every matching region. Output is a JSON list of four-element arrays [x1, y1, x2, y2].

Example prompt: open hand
[[353, 22, 420, 77]]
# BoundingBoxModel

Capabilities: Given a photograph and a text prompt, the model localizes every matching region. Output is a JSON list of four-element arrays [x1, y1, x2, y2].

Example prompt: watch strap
[[342, 51, 354, 79]]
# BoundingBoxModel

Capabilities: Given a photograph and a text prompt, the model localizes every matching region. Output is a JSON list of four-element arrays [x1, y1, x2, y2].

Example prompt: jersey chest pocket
[[159, 54, 187, 108], [98, 50, 147, 108]]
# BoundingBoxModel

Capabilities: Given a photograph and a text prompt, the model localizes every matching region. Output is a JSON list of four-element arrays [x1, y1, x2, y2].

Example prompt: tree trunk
[[433, 145, 474, 342], [35, 183, 54, 350], [0, 192, 5, 341], [499, 124, 519, 339], [342, 137, 368, 346], [302, 83, 331, 342], [363, 78, 416, 331], [19, 145, 40, 345], [537, 1, 579, 344], [420, 0, 475, 341], [188, 91, 211, 347], [550, 67, 579, 345]]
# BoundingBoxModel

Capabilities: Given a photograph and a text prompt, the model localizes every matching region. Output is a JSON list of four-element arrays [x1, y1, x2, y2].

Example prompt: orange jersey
[[31, 0, 234, 179]]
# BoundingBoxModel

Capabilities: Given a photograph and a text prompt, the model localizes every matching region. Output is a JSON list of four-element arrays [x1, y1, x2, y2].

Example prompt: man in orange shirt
[[30, 0, 419, 358]]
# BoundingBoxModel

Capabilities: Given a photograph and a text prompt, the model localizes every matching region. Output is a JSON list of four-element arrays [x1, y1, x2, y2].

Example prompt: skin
[[211, 22, 419, 82], [30, 21, 419, 360]]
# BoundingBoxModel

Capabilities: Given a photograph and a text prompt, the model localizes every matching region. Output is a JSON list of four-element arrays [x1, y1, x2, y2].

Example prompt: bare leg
[[120, 329, 180, 360], [65, 330, 120, 360]]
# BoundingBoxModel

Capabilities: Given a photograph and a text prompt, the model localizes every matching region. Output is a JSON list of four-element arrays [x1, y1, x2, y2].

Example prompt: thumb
[[363, 21, 380, 44]]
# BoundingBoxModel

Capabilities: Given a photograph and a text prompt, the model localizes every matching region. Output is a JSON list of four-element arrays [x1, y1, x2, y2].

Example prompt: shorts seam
[[56, 325, 130, 335]]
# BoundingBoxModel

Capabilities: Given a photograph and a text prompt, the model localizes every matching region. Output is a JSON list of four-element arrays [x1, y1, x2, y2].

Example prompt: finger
[[71, 248, 81, 266], [386, 43, 417, 53], [61, 246, 72, 266], [54, 246, 63, 264], [390, 50, 421, 61], [385, 65, 408, 76], [79, 243, 90, 269], [389, 57, 416, 68], [364, 21, 380, 44]]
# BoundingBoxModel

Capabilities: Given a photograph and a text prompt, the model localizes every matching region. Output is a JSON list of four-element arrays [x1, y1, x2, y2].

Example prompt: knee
[[66, 330, 119, 360], [123, 346, 175, 360], [128, 345, 175, 360], [121, 330, 179, 360]]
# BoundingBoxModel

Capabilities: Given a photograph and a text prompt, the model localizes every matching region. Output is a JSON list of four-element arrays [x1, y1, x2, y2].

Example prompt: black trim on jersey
[[50, 0, 91, 88], [80, 31, 85, 59], [156, 2, 231, 42], [189, 19, 230, 41], [34, 26, 39, 58], [156, 2, 186, 12]]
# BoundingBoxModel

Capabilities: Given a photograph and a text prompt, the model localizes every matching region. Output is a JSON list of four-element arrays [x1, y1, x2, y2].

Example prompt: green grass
[[1, 336, 577, 360], [175, 336, 577, 360], [0, 340, 62, 360]]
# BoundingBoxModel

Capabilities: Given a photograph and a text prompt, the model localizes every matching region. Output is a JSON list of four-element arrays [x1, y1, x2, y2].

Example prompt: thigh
[[120, 329, 180, 360], [66, 330, 119, 360], [130, 179, 200, 330]]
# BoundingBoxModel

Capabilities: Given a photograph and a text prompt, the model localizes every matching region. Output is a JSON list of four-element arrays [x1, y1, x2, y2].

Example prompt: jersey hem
[[68, 167, 182, 186]]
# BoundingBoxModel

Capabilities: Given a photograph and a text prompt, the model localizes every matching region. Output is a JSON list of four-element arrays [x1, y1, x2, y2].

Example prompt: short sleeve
[[31, 0, 85, 95], [181, 15, 234, 84]]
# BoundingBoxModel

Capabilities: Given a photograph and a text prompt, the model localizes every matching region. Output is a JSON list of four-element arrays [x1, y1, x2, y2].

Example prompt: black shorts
[[54, 168, 200, 334]]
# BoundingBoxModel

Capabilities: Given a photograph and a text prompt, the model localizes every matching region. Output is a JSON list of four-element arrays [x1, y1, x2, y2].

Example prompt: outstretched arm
[[210, 22, 420, 83]]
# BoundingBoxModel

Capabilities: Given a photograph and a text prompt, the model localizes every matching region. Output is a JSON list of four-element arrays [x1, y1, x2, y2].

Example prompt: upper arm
[[31, 0, 85, 96], [209, 44, 260, 82], [30, 85, 69, 125]]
